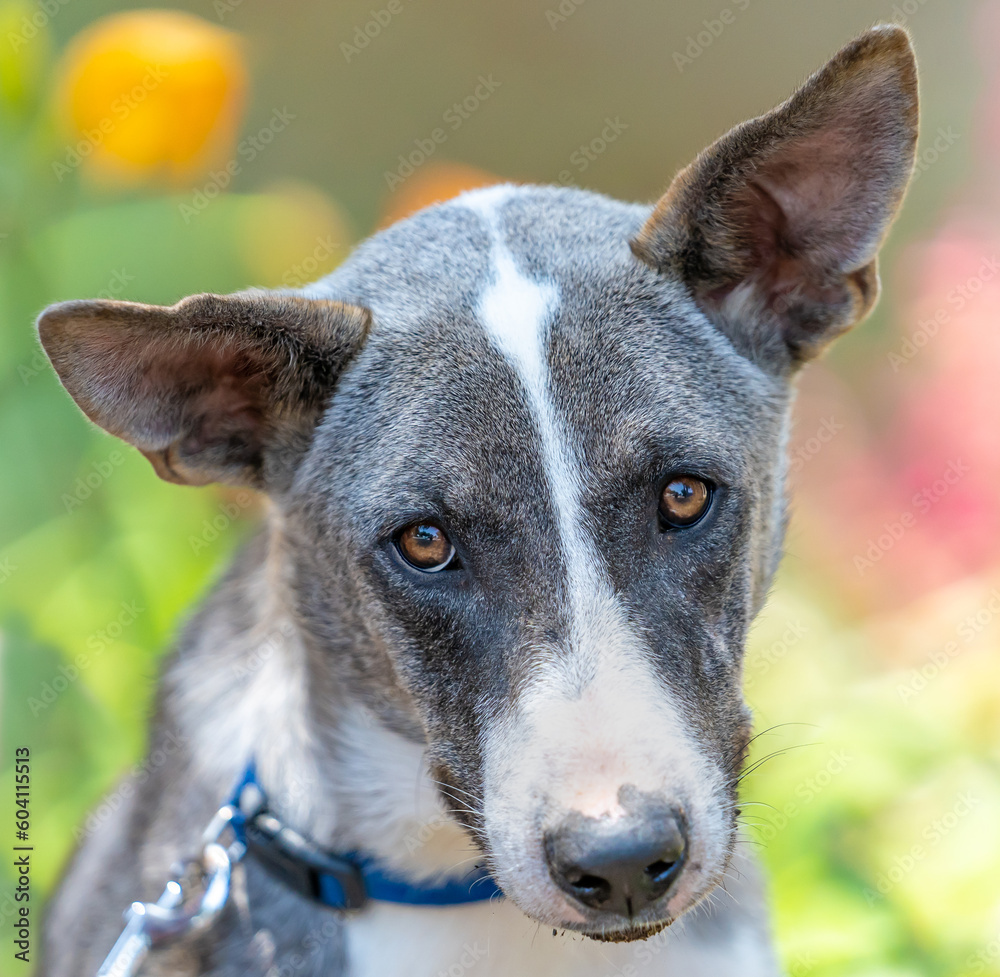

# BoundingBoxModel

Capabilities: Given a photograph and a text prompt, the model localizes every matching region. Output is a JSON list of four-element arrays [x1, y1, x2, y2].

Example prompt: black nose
[[544, 806, 687, 917]]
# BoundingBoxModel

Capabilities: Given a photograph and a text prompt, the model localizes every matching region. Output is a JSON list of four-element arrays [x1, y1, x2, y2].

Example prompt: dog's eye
[[659, 475, 712, 529], [395, 522, 458, 572]]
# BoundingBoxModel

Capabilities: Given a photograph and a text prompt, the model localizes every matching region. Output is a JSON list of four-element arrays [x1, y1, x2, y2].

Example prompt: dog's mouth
[[567, 916, 674, 944]]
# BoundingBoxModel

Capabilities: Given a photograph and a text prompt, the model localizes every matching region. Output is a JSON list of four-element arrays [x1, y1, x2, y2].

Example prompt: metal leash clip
[[96, 796, 255, 977]]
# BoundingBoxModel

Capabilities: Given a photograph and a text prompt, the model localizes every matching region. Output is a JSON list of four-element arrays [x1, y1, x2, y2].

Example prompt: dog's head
[[39, 28, 917, 941]]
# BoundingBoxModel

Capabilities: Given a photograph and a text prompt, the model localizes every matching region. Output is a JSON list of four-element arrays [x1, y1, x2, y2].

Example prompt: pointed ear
[[631, 25, 918, 370], [38, 291, 371, 490]]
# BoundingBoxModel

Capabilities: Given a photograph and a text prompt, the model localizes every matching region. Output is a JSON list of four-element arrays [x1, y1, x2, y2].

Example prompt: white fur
[[175, 536, 335, 835], [333, 705, 481, 882]]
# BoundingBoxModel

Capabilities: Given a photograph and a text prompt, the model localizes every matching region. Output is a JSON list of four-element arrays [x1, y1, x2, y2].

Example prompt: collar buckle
[[245, 811, 368, 910]]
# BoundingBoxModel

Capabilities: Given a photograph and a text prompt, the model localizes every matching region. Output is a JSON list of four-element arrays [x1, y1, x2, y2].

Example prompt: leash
[[96, 761, 502, 977]]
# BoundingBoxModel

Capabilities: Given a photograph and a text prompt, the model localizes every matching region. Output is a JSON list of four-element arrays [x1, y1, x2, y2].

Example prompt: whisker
[[737, 800, 780, 813], [735, 813, 773, 824], [736, 741, 817, 784], [745, 721, 819, 749], [427, 778, 483, 805]]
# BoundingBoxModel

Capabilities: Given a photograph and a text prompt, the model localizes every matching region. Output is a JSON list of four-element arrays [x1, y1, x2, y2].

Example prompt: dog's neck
[[169, 517, 477, 883]]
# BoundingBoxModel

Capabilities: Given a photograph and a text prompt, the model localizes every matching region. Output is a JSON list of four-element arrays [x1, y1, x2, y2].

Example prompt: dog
[[37, 25, 918, 977]]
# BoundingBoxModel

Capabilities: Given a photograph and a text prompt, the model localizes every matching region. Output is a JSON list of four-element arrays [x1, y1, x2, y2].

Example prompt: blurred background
[[1, 1, 998, 974]]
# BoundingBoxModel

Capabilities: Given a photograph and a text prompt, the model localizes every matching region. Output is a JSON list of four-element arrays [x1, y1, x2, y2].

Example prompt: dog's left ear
[[631, 25, 918, 370], [38, 291, 371, 490]]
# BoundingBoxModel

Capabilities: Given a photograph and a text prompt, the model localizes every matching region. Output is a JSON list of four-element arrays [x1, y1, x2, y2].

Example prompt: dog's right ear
[[38, 291, 371, 491], [632, 25, 918, 372]]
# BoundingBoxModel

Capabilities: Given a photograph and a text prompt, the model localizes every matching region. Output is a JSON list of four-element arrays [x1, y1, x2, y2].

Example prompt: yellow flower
[[55, 9, 247, 186], [236, 181, 354, 288]]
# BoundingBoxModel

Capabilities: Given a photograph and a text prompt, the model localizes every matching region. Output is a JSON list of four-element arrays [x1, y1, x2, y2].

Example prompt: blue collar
[[227, 762, 503, 910]]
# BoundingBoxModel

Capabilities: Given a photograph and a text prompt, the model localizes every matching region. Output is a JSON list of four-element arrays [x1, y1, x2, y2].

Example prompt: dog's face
[[39, 27, 917, 942], [289, 185, 786, 936]]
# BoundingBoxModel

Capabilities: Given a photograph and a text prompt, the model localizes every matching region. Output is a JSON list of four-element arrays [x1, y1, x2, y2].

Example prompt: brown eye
[[659, 475, 712, 528], [395, 522, 457, 572]]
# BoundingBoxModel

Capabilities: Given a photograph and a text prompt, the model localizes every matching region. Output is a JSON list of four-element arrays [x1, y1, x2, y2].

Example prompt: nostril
[[644, 857, 681, 887], [566, 872, 611, 904]]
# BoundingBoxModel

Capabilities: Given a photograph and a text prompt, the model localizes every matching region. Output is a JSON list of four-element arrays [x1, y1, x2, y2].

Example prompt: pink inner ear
[[136, 335, 276, 449], [178, 371, 269, 459], [762, 144, 852, 238], [747, 126, 867, 264], [717, 114, 892, 327], [75, 322, 279, 453]]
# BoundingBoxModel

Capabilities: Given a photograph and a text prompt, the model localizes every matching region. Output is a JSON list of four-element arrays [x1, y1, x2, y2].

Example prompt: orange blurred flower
[[54, 9, 247, 187], [379, 160, 502, 227]]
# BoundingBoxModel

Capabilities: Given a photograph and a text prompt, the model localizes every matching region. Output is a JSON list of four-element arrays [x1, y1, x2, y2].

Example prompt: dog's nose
[[544, 806, 687, 917]]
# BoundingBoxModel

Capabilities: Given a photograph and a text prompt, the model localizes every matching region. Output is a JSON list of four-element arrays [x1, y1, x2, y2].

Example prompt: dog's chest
[[342, 899, 775, 977]]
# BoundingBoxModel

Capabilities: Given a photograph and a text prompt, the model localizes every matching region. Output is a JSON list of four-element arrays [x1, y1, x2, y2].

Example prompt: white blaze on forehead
[[460, 187, 603, 654]]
